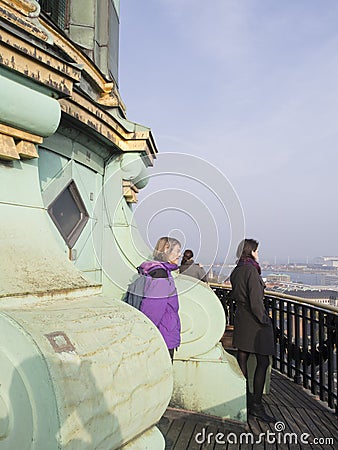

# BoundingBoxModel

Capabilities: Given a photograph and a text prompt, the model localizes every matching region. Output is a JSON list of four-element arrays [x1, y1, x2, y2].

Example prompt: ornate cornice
[[1, 0, 36, 16], [41, 19, 126, 113], [0, 123, 40, 160], [0, 0, 52, 43], [122, 180, 139, 203], [0, 123, 42, 143], [0, 27, 81, 96], [59, 91, 156, 163], [0, 1, 158, 163]]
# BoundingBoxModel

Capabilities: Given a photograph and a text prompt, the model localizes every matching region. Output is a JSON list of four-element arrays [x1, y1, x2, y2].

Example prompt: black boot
[[249, 402, 275, 423], [247, 392, 254, 410]]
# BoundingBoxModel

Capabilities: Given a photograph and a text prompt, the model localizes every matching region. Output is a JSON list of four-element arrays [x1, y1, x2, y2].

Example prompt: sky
[[119, 0, 338, 264]]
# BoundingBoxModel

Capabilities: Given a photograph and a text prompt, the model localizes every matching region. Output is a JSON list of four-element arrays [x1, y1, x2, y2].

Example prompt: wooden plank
[[273, 376, 303, 403], [263, 403, 289, 450], [299, 407, 336, 443], [247, 415, 263, 439], [249, 405, 280, 450], [186, 421, 204, 450], [269, 380, 295, 409], [309, 409, 338, 445], [157, 370, 337, 450], [213, 427, 230, 450], [158, 415, 172, 436], [284, 407, 321, 450], [226, 438, 240, 450], [174, 421, 200, 450], [271, 376, 313, 410], [259, 403, 279, 450], [274, 405, 302, 450], [165, 419, 185, 450], [272, 371, 329, 413], [211, 421, 252, 450], [292, 407, 328, 450], [203, 423, 220, 450], [263, 387, 280, 407]]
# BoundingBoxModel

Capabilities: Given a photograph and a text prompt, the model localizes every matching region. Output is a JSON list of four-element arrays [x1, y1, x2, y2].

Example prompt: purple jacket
[[139, 260, 181, 350]]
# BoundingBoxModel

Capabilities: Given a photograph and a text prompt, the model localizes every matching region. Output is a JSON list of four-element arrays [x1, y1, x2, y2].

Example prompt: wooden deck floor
[[158, 370, 337, 449]]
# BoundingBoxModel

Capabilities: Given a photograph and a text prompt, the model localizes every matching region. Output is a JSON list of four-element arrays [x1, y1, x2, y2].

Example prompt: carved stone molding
[[59, 92, 156, 162], [16, 139, 39, 158], [1, 0, 36, 16], [0, 123, 40, 160], [0, 123, 42, 144], [0, 0, 52, 43], [97, 82, 126, 112], [0, 28, 80, 97], [122, 180, 139, 203]]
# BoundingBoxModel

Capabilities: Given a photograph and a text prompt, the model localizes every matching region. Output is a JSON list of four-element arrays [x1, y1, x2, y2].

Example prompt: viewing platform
[[159, 369, 337, 449], [158, 285, 338, 449]]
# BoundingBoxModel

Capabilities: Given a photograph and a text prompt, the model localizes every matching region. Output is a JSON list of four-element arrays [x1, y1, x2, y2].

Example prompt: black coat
[[230, 264, 275, 355], [179, 260, 207, 282]]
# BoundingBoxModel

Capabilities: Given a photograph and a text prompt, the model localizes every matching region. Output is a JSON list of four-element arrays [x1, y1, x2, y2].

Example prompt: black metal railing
[[211, 284, 338, 414]]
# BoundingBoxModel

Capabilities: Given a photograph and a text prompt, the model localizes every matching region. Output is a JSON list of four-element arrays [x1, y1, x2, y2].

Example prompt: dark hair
[[236, 239, 259, 260], [153, 237, 181, 262], [181, 249, 193, 265]]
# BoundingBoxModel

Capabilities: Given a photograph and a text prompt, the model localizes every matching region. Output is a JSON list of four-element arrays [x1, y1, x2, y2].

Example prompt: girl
[[230, 239, 275, 422], [140, 237, 181, 360]]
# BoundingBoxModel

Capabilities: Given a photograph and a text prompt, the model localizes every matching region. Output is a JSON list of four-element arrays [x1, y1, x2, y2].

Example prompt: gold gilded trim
[[0, 134, 19, 160], [0, 124, 40, 160], [41, 19, 126, 112], [43, 21, 111, 90], [1, 0, 37, 16], [16, 140, 38, 158], [59, 92, 156, 162], [0, 28, 81, 84], [122, 180, 139, 203], [0, 43, 74, 96], [0, 1, 50, 42], [0, 124, 42, 144]]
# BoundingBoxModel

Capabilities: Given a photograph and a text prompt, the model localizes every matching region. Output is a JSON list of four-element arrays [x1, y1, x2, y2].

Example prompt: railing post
[[302, 305, 309, 390], [279, 299, 286, 374], [287, 302, 293, 379], [318, 312, 325, 401], [270, 296, 277, 370], [326, 314, 334, 410], [336, 316, 338, 415], [294, 304, 301, 384], [310, 308, 317, 397]]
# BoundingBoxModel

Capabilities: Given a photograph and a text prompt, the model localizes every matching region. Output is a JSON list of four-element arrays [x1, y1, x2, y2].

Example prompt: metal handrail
[[210, 283, 338, 414], [210, 282, 338, 313]]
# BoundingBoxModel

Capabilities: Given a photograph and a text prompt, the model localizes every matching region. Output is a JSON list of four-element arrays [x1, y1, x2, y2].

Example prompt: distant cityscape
[[204, 256, 338, 308]]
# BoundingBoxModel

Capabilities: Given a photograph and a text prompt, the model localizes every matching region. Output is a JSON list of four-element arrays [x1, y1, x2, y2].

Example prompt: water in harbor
[[210, 266, 337, 287], [261, 270, 324, 286]]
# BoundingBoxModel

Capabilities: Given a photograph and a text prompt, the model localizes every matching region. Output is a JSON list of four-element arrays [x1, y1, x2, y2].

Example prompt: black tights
[[237, 350, 270, 404]]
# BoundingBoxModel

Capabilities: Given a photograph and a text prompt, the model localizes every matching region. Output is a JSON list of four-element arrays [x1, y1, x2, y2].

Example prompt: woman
[[139, 237, 181, 360], [179, 249, 208, 282], [230, 239, 275, 423]]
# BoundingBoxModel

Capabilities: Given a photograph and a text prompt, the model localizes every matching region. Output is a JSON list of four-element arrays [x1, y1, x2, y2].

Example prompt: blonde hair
[[153, 237, 181, 262]]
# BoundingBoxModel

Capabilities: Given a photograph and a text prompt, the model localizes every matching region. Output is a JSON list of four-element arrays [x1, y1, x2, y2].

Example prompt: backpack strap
[[137, 264, 170, 279]]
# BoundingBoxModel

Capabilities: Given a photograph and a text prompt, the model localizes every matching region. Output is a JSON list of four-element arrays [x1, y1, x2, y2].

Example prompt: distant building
[[266, 273, 291, 283], [321, 274, 338, 286], [286, 289, 338, 307], [313, 256, 338, 267]]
